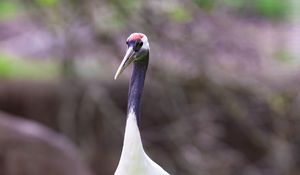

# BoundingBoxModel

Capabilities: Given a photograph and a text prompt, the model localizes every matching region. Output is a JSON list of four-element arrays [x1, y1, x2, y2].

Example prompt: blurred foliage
[[0, 53, 60, 80], [34, 0, 58, 7], [194, 0, 289, 20], [0, 0, 20, 20], [167, 6, 192, 23], [255, 0, 288, 19], [194, 0, 215, 11], [230, 0, 289, 19], [268, 94, 291, 114], [275, 49, 296, 63]]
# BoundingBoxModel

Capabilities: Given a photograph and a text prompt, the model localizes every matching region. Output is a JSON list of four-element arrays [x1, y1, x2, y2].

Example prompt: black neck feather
[[127, 54, 149, 126]]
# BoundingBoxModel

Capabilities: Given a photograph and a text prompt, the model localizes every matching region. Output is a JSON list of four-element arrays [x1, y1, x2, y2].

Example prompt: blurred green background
[[0, 0, 299, 175]]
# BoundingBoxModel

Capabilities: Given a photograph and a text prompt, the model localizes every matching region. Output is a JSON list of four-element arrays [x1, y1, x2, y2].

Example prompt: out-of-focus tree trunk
[[0, 111, 93, 175]]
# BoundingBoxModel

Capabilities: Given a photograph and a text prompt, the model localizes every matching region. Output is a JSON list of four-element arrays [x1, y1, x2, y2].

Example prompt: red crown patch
[[127, 33, 144, 42]]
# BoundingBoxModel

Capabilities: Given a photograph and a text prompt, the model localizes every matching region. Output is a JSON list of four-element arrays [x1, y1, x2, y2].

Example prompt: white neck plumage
[[114, 108, 170, 175]]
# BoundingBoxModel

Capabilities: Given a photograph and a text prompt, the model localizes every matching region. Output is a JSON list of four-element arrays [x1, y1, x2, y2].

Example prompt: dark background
[[0, 0, 299, 175]]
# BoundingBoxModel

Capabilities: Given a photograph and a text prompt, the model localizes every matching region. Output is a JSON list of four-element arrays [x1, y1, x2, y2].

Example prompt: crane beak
[[114, 46, 135, 80]]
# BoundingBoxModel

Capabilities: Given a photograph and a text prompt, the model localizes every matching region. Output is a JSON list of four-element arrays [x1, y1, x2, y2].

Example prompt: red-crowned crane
[[114, 33, 170, 175]]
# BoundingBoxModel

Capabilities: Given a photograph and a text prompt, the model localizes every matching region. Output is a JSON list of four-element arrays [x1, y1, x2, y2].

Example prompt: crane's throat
[[127, 57, 148, 124]]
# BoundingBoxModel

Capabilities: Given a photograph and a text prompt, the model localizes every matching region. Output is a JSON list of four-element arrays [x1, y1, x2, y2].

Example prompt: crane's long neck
[[127, 54, 149, 125]]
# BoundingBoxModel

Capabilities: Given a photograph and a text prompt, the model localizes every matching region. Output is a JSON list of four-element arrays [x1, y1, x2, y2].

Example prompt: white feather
[[114, 108, 170, 175]]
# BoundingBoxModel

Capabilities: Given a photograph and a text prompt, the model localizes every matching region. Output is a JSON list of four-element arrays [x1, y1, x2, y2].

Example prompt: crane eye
[[134, 41, 143, 51], [126, 41, 129, 45], [139, 42, 143, 47]]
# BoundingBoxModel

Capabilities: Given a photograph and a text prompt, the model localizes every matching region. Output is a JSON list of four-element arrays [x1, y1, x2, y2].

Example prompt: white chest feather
[[114, 109, 170, 175]]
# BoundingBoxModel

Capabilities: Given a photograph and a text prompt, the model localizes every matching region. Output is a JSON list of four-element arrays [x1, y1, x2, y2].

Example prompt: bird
[[114, 33, 170, 175]]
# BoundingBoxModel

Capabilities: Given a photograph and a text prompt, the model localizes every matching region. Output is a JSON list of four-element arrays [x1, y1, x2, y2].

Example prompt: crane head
[[114, 33, 149, 80]]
